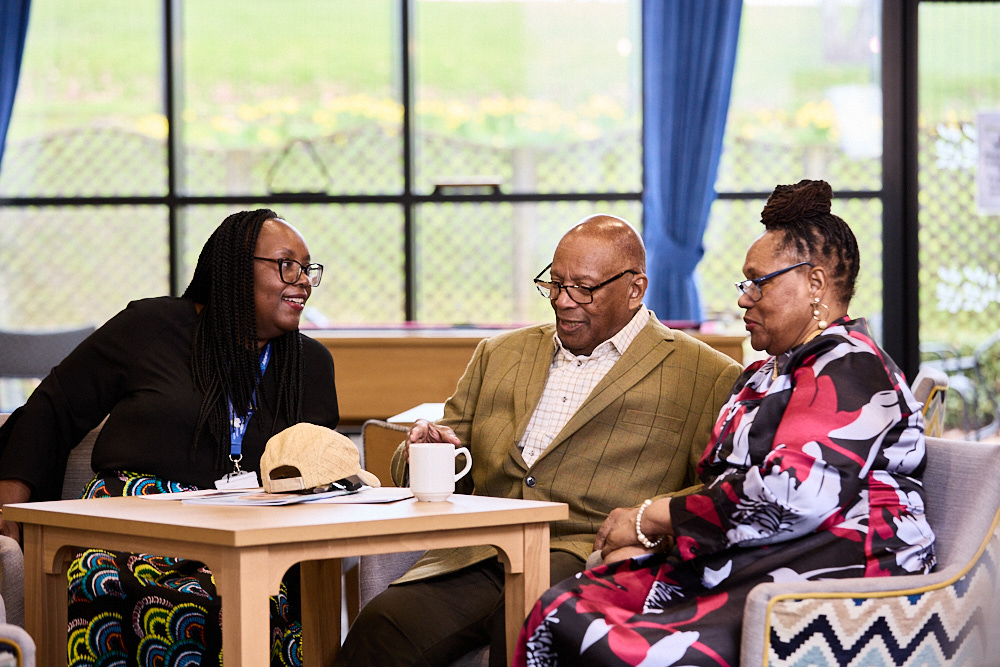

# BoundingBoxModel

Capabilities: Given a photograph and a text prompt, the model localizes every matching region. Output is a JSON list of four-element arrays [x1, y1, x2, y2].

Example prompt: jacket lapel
[[538, 317, 674, 460], [512, 325, 556, 444]]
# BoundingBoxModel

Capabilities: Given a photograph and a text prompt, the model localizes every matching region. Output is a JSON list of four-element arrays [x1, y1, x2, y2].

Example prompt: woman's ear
[[808, 264, 828, 300]]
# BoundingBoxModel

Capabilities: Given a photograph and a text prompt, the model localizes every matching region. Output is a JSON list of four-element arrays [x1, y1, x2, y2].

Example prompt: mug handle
[[453, 446, 473, 481]]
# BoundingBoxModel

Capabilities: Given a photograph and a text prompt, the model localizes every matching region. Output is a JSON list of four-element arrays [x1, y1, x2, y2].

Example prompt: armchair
[[0, 594, 34, 666], [740, 436, 1000, 666], [0, 413, 100, 629], [0, 327, 94, 413]]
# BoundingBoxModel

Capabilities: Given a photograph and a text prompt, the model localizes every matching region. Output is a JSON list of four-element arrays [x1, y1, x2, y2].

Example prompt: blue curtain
[[642, 0, 742, 321], [0, 0, 31, 171]]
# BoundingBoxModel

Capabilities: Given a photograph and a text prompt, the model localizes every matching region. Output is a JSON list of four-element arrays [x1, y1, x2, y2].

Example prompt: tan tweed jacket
[[391, 313, 743, 583]]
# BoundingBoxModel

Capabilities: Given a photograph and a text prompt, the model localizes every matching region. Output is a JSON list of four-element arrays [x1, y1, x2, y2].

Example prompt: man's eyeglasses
[[533, 263, 637, 305], [734, 261, 813, 302], [254, 257, 324, 287]]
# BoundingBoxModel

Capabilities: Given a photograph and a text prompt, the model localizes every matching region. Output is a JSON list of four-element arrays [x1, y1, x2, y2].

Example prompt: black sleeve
[[0, 302, 146, 500], [299, 334, 339, 429]]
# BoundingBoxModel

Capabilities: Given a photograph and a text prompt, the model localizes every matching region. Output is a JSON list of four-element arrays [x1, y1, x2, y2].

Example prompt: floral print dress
[[515, 317, 936, 667]]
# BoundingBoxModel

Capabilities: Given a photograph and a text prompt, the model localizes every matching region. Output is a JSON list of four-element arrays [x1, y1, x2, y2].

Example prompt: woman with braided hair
[[0, 209, 338, 666], [515, 180, 936, 666]]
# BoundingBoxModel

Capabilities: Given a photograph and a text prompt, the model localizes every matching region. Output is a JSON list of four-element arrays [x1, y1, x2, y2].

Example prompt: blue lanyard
[[227, 342, 272, 468]]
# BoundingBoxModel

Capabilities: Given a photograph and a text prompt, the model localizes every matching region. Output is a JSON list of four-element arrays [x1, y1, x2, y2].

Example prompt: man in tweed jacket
[[336, 215, 743, 666]]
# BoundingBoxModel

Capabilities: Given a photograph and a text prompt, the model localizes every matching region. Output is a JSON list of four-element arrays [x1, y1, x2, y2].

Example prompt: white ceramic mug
[[409, 442, 472, 502]]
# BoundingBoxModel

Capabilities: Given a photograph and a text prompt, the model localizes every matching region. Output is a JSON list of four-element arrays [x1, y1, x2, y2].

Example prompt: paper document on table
[[306, 487, 414, 503], [138, 488, 262, 501], [181, 487, 360, 505], [177, 486, 414, 505]]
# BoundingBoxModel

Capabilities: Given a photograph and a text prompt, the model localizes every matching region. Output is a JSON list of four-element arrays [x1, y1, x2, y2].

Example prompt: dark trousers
[[335, 551, 586, 667]]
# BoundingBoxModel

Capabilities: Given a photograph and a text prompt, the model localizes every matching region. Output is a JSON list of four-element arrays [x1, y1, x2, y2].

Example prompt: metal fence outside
[[1, 122, 996, 356]]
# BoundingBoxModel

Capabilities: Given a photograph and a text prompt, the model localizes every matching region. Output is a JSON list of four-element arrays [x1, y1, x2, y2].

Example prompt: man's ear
[[629, 273, 648, 306]]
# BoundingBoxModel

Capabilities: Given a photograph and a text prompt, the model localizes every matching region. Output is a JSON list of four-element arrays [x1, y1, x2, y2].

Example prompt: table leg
[[213, 548, 272, 667], [22, 525, 70, 667], [504, 522, 550, 661], [300, 559, 343, 667]]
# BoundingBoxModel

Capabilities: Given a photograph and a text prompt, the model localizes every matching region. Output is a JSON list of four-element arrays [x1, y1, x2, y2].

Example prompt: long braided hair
[[759, 179, 860, 303], [182, 209, 304, 465]]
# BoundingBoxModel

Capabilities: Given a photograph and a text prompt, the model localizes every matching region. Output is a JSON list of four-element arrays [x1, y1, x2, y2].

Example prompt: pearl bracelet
[[636, 498, 663, 549]]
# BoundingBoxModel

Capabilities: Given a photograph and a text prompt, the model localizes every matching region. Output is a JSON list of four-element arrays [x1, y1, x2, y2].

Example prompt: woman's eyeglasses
[[734, 261, 813, 302], [254, 257, 324, 287]]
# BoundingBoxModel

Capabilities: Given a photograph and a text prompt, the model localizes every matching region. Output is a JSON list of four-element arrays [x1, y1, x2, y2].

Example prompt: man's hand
[[594, 505, 643, 558], [403, 419, 461, 462]]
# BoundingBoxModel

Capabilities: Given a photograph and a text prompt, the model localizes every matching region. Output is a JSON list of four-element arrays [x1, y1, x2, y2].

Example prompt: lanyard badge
[[214, 343, 272, 490]]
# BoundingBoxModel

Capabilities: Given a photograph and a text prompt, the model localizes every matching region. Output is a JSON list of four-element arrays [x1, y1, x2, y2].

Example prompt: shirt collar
[[552, 305, 649, 359]]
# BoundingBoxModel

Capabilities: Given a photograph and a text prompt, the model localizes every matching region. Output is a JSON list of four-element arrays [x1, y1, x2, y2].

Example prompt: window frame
[[0, 0, 642, 322], [0, 0, 942, 378]]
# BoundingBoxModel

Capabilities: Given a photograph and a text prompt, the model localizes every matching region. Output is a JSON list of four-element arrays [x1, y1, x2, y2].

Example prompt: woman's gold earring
[[812, 298, 829, 330]]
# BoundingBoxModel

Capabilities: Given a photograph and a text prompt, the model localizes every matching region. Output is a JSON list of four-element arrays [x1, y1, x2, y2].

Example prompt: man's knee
[[350, 583, 416, 635], [336, 585, 426, 666]]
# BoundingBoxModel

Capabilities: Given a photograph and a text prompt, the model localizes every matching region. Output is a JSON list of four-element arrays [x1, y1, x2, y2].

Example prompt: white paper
[[182, 487, 360, 506], [138, 488, 260, 501], [141, 486, 413, 505], [304, 487, 414, 504]]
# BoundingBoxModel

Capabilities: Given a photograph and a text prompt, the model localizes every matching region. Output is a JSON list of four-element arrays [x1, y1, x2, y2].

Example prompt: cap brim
[[357, 470, 381, 488]]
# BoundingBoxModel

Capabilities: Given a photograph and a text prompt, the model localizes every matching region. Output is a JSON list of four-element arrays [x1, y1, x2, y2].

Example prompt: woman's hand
[[594, 498, 673, 560]]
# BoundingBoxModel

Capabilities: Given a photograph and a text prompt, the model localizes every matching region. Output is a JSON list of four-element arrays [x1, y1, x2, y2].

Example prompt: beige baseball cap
[[260, 423, 381, 493]]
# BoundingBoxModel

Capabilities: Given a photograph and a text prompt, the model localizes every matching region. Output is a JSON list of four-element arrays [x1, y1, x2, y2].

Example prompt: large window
[[699, 0, 883, 348], [0, 0, 641, 329], [12, 0, 988, 435], [916, 1, 1000, 437], [0, 2, 168, 327]]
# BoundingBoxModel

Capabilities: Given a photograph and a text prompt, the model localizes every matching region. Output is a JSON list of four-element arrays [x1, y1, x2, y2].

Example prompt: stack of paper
[[137, 486, 414, 506]]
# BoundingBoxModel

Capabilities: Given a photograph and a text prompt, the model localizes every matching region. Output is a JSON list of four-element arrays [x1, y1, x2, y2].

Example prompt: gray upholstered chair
[[0, 413, 100, 629], [0, 327, 95, 380], [0, 327, 95, 413], [0, 593, 35, 667], [740, 436, 1000, 666]]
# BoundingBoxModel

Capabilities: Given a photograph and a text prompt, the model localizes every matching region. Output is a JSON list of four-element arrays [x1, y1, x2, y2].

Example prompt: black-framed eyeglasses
[[533, 262, 637, 305], [734, 261, 813, 302], [253, 257, 324, 287]]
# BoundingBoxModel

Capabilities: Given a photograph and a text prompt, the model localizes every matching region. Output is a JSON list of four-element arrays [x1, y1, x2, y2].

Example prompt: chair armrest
[[0, 621, 35, 666], [740, 564, 994, 666], [0, 535, 23, 628]]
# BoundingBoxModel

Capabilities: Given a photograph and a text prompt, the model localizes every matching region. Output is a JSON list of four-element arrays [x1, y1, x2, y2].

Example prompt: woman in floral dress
[[515, 179, 936, 667]]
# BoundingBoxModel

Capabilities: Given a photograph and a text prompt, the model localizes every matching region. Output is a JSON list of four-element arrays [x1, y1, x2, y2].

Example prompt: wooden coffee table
[[5, 493, 567, 666]]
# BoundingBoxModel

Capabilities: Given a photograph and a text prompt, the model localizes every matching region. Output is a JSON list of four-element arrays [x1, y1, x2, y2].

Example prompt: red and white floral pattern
[[515, 317, 936, 667]]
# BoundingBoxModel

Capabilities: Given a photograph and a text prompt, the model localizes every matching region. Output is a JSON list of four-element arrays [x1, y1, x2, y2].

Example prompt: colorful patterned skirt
[[66, 471, 303, 667]]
